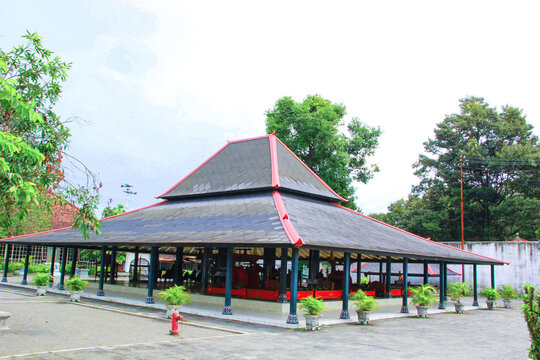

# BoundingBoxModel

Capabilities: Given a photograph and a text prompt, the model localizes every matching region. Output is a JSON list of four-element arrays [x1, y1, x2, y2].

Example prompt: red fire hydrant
[[170, 311, 183, 336]]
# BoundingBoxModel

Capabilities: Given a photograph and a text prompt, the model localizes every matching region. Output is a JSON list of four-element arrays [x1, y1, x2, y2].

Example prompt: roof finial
[[271, 131, 276, 135]]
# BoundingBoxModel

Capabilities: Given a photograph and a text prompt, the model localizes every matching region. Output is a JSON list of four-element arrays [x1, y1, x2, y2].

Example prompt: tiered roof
[[1, 134, 506, 265]]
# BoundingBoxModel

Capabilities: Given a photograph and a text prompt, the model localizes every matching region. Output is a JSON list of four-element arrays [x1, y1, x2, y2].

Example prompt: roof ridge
[[269, 133, 280, 188], [272, 191, 303, 246]]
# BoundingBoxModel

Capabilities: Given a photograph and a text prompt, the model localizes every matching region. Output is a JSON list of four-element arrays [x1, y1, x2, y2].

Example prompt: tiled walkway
[[0, 276, 487, 328]]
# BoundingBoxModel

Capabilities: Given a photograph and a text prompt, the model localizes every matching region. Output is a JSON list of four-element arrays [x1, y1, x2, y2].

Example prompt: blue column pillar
[[356, 254, 362, 286], [340, 252, 351, 319], [385, 257, 392, 298], [223, 247, 233, 315], [443, 262, 448, 302], [401, 258, 409, 313], [132, 247, 139, 282], [49, 246, 56, 282], [200, 248, 209, 295], [378, 261, 383, 282], [58, 246, 68, 290], [472, 264, 479, 306], [423, 261, 429, 284], [278, 248, 288, 303], [308, 250, 319, 286], [286, 247, 299, 324], [70, 247, 78, 277], [21, 245, 31, 285], [2, 244, 12, 282], [174, 247, 183, 285], [490, 264, 495, 289], [146, 246, 157, 304], [109, 246, 117, 284], [97, 246, 106, 296], [438, 262, 445, 309]]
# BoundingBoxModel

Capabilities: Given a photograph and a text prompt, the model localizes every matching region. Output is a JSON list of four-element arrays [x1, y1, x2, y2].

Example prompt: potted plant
[[298, 296, 327, 331], [498, 284, 517, 308], [351, 289, 378, 325], [479, 287, 500, 310], [65, 276, 88, 302], [158, 285, 192, 319], [408, 284, 437, 317], [446, 282, 472, 314], [32, 272, 53, 296]]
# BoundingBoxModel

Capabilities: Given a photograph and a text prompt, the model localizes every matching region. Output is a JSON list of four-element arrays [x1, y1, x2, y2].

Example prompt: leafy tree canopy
[[265, 95, 381, 210], [0, 31, 101, 239], [372, 96, 539, 241], [101, 204, 126, 218]]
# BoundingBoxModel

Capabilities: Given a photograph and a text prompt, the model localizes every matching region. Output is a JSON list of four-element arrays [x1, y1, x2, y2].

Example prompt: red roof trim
[[100, 200, 168, 221], [0, 201, 169, 242], [427, 265, 436, 276], [331, 203, 509, 264], [269, 134, 280, 188], [0, 225, 73, 242], [274, 137, 348, 202], [156, 142, 231, 198], [272, 191, 303, 246]]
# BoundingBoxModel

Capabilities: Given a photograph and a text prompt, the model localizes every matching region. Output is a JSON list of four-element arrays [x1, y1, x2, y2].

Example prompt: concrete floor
[[0, 284, 531, 360], [0, 275, 486, 328]]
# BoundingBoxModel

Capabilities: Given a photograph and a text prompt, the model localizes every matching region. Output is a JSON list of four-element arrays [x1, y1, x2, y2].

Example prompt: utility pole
[[460, 155, 465, 281], [121, 184, 137, 211]]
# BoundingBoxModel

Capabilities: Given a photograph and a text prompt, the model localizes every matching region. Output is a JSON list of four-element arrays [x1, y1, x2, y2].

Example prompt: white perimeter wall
[[443, 241, 540, 291]]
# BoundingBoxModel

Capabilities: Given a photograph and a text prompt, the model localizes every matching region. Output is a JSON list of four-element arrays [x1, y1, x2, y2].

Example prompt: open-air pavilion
[[0, 134, 507, 324]]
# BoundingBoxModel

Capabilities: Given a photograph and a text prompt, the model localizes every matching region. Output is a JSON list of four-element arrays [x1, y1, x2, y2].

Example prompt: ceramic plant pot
[[503, 299, 511, 308], [70, 291, 82, 302], [454, 302, 464, 314], [304, 314, 321, 331], [36, 286, 47, 296], [486, 300, 495, 310], [166, 304, 179, 319], [416, 305, 429, 318], [356, 310, 370, 325]]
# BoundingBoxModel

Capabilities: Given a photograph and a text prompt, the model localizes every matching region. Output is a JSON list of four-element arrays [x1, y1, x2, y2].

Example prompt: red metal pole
[[460, 155, 465, 281]]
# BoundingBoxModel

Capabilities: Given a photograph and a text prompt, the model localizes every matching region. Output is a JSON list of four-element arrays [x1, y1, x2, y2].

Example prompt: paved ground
[[0, 286, 531, 360]]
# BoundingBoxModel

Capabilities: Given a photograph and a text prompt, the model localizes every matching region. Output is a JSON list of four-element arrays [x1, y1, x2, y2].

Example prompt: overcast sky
[[1, 0, 539, 215]]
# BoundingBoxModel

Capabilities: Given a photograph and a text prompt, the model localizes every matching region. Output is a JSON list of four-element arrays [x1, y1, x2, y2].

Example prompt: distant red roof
[[509, 238, 529, 242], [48, 201, 78, 230]]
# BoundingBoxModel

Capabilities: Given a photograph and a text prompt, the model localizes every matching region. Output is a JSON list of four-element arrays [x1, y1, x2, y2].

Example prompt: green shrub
[[480, 287, 500, 301], [351, 289, 379, 312], [298, 296, 327, 316], [8, 262, 24, 272], [521, 283, 539, 360], [409, 284, 438, 307], [32, 272, 53, 286], [498, 284, 518, 300], [28, 263, 49, 273], [158, 285, 193, 306], [65, 276, 88, 292], [447, 282, 472, 304]]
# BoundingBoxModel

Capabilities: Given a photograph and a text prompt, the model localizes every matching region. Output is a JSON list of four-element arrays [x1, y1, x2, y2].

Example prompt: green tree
[[265, 95, 381, 209], [101, 204, 126, 218], [411, 96, 539, 241], [0, 31, 101, 239], [370, 194, 450, 240]]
